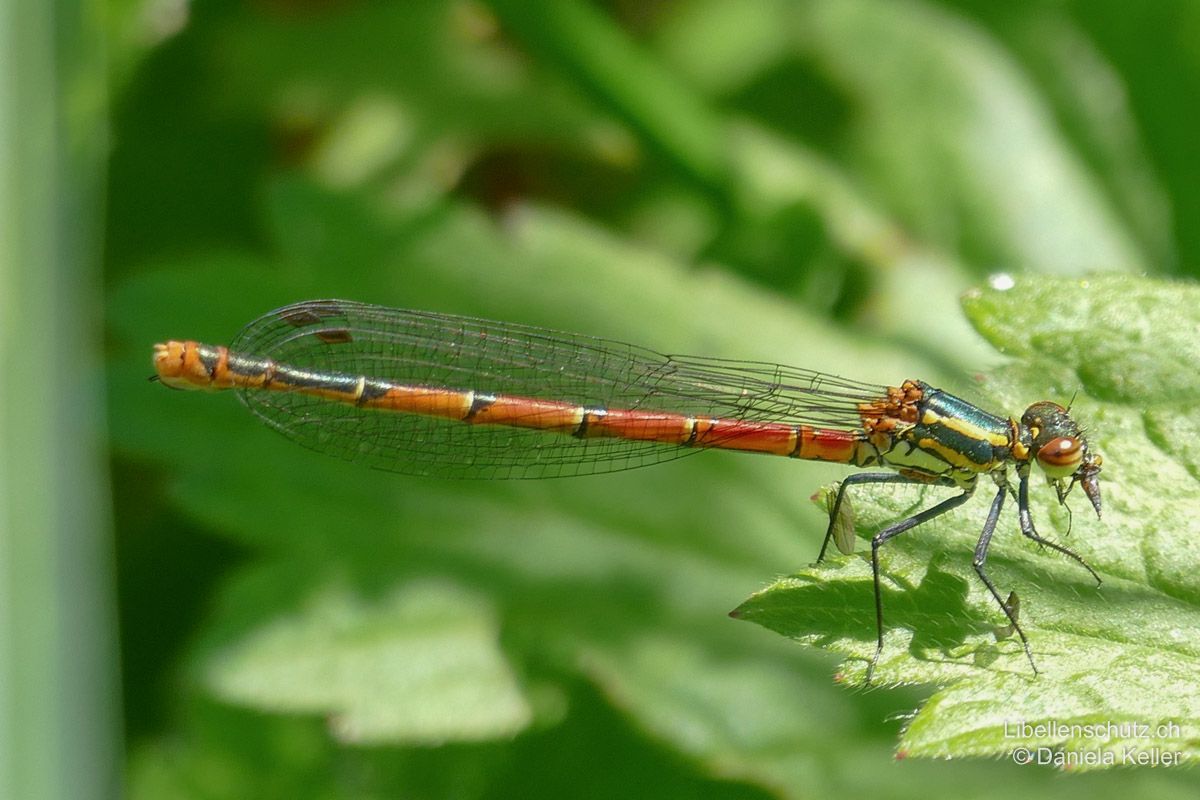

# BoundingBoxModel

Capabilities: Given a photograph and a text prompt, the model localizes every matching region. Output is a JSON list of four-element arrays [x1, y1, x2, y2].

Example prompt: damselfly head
[[1021, 400, 1103, 519]]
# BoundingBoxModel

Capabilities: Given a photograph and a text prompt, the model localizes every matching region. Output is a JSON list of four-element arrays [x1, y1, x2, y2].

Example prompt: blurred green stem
[[486, 0, 730, 196], [0, 1, 119, 799]]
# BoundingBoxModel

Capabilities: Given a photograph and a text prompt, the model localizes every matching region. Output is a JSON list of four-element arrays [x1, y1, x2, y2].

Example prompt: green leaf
[[734, 274, 1200, 767], [795, 0, 1147, 276], [202, 579, 531, 744], [963, 274, 1200, 404]]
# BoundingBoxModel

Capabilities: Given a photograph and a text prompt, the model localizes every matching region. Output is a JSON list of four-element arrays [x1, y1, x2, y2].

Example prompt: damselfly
[[153, 299, 1104, 681]]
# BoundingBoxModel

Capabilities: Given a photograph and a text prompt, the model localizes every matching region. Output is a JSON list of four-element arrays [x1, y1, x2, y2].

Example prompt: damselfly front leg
[[1016, 466, 1103, 586]]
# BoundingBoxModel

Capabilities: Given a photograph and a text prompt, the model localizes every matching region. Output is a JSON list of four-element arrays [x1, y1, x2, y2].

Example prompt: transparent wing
[[231, 299, 884, 479]]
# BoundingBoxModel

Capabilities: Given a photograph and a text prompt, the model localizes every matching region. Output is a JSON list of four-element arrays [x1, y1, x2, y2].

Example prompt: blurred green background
[[5, 0, 1200, 797]]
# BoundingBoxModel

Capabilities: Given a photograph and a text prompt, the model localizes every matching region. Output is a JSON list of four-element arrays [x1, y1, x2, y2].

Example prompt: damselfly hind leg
[[816, 473, 927, 563], [864, 486, 974, 683], [814, 472, 974, 683]]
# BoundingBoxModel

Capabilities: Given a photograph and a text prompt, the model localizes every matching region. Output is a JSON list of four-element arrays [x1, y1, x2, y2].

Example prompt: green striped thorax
[[1019, 401, 1103, 518]]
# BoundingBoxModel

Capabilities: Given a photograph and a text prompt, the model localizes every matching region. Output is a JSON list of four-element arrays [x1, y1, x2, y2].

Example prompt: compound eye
[[1036, 436, 1082, 477]]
